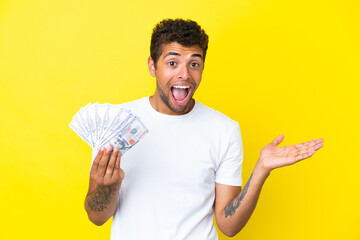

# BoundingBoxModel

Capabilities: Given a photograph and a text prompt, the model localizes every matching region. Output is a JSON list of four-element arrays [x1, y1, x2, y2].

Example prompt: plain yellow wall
[[0, 0, 359, 239]]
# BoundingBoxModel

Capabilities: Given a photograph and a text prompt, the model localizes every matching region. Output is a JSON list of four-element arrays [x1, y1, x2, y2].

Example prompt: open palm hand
[[259, 135, 324, 172]]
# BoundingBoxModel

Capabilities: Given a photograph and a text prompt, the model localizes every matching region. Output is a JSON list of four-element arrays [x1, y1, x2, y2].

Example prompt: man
[[84, 19, 324, 239]]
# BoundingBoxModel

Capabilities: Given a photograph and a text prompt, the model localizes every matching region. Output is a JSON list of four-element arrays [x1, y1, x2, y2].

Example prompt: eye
[[191, 62, 200, 68], [168, 61, 176, 67]]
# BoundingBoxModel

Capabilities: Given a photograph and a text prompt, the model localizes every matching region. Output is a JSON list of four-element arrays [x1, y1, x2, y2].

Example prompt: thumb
[[272, 135, 284, 146]]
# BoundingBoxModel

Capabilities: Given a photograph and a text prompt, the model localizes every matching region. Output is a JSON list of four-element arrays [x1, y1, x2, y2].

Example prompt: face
[[148, 42, 204, 115]]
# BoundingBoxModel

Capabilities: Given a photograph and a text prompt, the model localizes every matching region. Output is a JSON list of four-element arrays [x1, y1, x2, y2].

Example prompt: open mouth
[[171, 85, 191, 104]]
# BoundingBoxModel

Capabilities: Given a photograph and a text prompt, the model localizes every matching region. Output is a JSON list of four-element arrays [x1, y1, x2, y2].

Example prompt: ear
[[148, 56, 156, 77]]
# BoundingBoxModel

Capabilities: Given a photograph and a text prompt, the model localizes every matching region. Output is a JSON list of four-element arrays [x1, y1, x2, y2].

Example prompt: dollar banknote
[[69, 103, 149, 155]]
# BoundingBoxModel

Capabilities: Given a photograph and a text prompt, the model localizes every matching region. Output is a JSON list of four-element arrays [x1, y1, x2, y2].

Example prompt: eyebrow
[[163, 52, 203, 59]]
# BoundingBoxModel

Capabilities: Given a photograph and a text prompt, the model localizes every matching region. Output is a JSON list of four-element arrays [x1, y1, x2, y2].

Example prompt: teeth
[[173, 86, 190, 89]]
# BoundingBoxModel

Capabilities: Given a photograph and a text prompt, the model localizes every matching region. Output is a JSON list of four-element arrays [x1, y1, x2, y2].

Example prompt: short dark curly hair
[[150, 18, 209, 68]]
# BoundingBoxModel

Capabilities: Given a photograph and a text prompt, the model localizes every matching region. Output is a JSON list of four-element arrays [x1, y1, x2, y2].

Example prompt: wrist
[[254, 158, 271, 180]]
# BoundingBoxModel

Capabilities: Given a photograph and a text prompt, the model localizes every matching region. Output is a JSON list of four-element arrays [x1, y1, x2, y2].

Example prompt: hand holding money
[[71, 103, 148, 224]]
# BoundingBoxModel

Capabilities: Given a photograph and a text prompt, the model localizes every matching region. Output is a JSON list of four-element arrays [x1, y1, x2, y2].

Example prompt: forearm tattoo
[[87, 185, 116, 212], [224, 172, 253, 218]]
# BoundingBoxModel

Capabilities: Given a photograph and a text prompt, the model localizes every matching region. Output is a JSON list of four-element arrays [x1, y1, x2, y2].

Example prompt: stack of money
[[69, 103, 148, 155]]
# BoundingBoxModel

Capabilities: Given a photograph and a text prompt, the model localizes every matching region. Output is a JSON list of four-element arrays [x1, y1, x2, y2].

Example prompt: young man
[[84, 19, 324, 239]]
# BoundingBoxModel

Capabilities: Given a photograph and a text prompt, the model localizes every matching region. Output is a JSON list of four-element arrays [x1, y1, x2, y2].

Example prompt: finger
[[296, 138, 324, 149], [295, 149, 315, 161], [295, 139, 316, 150], [295, 139, 316, 149], [98, 146, 112, 177], [307, 140, 317, 147], [314, 142, 324, 151], [114, 151, 121, 170], [104, 146, 119, 181], [112, 153, 125, 181], [272, 135, 284, 146], [300, 139, 324, 151], [90, 147, 105, 175]]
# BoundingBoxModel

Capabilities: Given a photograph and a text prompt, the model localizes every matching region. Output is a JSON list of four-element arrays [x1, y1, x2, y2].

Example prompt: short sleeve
[[215, 123, 243, 186]]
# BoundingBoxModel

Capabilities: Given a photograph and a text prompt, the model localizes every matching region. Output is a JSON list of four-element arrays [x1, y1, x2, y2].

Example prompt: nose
[[176, 64, 190, 80]]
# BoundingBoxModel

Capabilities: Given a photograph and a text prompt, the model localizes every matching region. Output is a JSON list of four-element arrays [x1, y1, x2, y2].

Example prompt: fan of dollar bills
[[69, 103, 148, 155]]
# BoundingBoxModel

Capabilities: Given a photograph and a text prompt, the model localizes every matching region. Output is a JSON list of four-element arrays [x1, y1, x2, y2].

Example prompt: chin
[[169, 98, 193, 114]]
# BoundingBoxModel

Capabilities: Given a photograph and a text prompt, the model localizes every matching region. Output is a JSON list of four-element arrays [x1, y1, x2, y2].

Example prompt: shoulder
[[195, 101, 239, 131], [116, 96, 148, 110]]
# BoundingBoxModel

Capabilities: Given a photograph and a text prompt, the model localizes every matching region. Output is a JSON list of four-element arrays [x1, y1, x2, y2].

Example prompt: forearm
[[85, 183, 120, 226], [216, 135, 324, 237], [217, 160, 270, 236]]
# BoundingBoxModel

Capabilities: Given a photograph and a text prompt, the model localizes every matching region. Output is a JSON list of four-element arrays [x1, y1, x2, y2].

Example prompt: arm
[[214, 135, 324, 237], [84, 146, 125, 226]]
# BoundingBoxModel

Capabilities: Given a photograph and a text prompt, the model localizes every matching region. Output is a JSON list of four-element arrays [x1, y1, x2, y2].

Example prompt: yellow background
[[0, 0, 359, 239]]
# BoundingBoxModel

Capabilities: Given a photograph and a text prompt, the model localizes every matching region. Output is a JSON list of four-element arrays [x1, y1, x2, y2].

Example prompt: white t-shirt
[[92, 97, 243, 240]]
